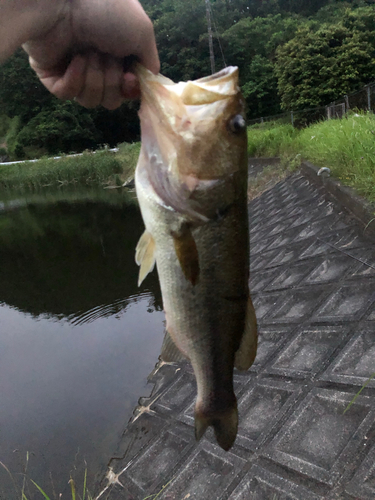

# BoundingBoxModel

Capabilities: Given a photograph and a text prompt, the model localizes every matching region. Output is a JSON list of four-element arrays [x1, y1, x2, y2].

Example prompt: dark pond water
[[0, 188, 164, 498]]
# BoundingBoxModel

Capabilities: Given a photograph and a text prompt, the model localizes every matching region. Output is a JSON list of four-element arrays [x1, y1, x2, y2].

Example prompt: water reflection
[[69, 292, 157, 325], [0, 190, 164, 498]]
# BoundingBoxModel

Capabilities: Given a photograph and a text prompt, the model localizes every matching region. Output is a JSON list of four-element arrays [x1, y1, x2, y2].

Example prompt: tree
[[222, 14, 300, 117], [0, 49, 53, 123], [16, 101, 100, 155], [0, 50, 140, 157], [2, 1, 375, 154], [275, 15, 375, 110]]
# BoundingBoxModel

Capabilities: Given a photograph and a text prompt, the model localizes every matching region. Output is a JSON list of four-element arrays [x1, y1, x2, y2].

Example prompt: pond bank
[[0, 142, 140, 191]]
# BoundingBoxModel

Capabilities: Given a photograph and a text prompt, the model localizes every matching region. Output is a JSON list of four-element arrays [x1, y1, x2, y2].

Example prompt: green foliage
[[0, 50, 140, 157], [0, 456, 93, 500], [5, 115, 22, 157], [296, 113, 375, 199], [1, 0, 375, 154], [247, 113, 375, 202], [223, 14, 301, 116], [0, 150, 124, 190], [0, 114, 11, 137], [91, 100, 140, 146], [275, 8, 375, 110], [142, 0, 375, 120], [17, 101, 100, 155], [0, 140, 140, 191], [0, 49, 53, 122], [241, 56, 279, 117], [116, 141, 141, 181], [144, 0, 211, 81], [247, 122, 299, 157]]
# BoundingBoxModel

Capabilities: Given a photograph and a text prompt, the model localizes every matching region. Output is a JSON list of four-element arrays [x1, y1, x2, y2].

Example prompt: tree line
[[1, 0, 375, 158]]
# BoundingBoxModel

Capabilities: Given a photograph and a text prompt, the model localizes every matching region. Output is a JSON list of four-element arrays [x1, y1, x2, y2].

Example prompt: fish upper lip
[[136, 64, 240, 107], [194, 66, 238, 83]]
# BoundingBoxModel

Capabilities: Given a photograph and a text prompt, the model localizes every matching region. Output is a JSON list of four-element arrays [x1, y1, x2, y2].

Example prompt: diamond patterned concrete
[[95, 169, 375, 500]]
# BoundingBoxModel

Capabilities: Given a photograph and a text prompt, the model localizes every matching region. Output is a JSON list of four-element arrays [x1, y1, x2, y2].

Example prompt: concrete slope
[[96, 170, 375, 500]]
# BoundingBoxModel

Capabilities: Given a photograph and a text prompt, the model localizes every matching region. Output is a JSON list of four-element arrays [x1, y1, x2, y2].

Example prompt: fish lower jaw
[[194, 400, 238, 452]]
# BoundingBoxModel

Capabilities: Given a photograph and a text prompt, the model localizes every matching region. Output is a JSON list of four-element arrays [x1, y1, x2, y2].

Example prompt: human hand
[[21, 0, 159, 109]]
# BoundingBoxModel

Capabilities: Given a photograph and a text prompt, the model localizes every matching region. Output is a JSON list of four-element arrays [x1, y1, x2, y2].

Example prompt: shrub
[[17, 101, 100, 155]]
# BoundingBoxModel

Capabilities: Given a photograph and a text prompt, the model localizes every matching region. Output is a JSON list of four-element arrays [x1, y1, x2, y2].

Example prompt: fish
[[134, 64, 258, 451]]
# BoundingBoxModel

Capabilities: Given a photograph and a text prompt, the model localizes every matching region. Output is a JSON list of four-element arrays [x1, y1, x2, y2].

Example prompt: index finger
[[133, 18, 160, 75]]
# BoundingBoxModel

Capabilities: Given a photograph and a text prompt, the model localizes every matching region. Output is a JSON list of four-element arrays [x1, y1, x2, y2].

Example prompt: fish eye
[[229, 114, 246, 133]]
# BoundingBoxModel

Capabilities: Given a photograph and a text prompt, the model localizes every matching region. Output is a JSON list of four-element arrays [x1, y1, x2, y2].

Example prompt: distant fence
[[247, 81, 375, 127]]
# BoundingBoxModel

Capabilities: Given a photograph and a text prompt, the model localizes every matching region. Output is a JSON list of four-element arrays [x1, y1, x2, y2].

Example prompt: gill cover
[[135, 64, 243, 221]]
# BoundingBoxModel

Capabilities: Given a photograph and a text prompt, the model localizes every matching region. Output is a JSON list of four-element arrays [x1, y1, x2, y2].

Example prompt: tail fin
[[195, 406, 238, 451]]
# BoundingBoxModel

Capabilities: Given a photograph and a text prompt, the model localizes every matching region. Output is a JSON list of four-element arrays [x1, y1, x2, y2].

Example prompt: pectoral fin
[[234, 295, 258, 371], [160, 330, 188, 362], [172, 226, 200, 286], [135, 230, 156, 286]]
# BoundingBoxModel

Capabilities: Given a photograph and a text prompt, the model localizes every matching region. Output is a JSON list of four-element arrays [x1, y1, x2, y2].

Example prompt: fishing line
[[209, 2, 227, 68]]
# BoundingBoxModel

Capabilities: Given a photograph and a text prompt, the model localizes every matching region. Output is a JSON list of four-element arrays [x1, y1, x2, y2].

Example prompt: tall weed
[[0, 143, 141, 191], [247, 113, 375, 202], [247, 123, 299, 159], [296, 113, 375, 199]]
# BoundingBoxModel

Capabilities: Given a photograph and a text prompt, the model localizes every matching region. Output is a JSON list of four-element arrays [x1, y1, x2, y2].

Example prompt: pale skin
[[0, 0, 160, 109]]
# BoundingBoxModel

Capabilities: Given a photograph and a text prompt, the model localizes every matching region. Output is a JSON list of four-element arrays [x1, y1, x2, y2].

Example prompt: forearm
[[0, 0, 67, 61]]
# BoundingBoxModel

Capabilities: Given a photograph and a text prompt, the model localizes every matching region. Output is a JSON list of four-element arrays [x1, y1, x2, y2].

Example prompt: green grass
[[344, 372, 375, 414], [247, 122, 300, 159], [0, 454, 93, 500], [4, 112, 375, 202], [116, 141, 140, 181], [247, 112, 375, 203], [0, 142, 140, 192], [0, 453, 173, 500]]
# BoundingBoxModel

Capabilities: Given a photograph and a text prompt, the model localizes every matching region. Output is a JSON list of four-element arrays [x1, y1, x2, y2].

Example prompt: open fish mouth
[[135, 64, 240, 106]]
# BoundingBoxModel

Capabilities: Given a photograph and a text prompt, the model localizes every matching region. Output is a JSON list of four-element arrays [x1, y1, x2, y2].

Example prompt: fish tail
[[194, 404, 238, 451]]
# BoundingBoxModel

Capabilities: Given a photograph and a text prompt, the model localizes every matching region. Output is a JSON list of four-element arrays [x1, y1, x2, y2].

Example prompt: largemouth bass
[[134, 64, 257, 451]]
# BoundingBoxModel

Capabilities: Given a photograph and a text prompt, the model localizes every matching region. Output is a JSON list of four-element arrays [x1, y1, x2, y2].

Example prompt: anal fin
[[135, 230, 156, 286], [234, 294, 258, 371], [160, 330, 188, 363]]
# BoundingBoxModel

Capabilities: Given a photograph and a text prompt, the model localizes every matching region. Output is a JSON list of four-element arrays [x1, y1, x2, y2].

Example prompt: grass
[[0, 142, 140, 192], [344, 372, 375, 414], [247, 121, 299, 159], [115, 141, 140, 184], [247, 112, 375, 203], [0, 185, 138, 208], [0, 454, 93, 500], [0, 454, 173, 500], [2, 112, 375, 202]]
